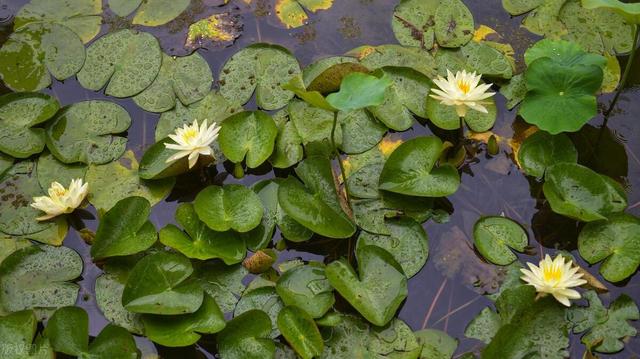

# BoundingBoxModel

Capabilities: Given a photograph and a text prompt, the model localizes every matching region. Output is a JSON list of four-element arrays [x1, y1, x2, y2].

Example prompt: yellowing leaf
[[186, 14, 242, 49], [378, 137, 403, 158], [473, 25, 498, 42], [275, 0, 334, 28]]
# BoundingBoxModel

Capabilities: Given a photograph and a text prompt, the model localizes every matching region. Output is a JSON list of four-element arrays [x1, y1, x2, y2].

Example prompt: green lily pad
[[160, 203, 246, 263], [0, 245, 82, 314], [415, 329, 458, 359], [0, 161, 67, 241], [302, 56, 359, 89], [283, 75, 337, 111], [582, 0, 640, 24], [326, 72, 393, 112], [524, 39, 608, 68], [517, 131, 578, 178], [275, 0, 333, 28], [473, 216, 528, 265], [85, 150, 174, 212], [578, 213, 640, 282], [91, 197, 157, 260], [543, 163, 627, 222], [108, 0, 142, 17], [219, 43, 301, 110], [277, 306, 324, 359], [0, 310, 53, 358], [77, 29, 162, 98], [0, 154, 12, 178], [155, 90, 241, 141], [352, 198, 392, 235], [219, 111, 278, 168], [568, 291, 639, 353], [426, 90, 498, 131], [133, 52, 213, 113], [278, 157, 355, 239], [379, 136, 460, 197], [122, 251, 203, 315], [14, 0, 102, 44], [465, 307, 502, 344], [392, 0, 473, 49], [276, 264, 335, 318], [369, 318, 422, 358], [46, 100, 131, 165], [0, 93, 59, 159], [318, 314, 376, 358], [349, 44, 439, 79], [234, 286, 284, 338], [142, 294, 226, 347], [128, 0, 190, 26], [0, 237, 31, 266], [194, 184, 264, 233], [95, 273, 144, 335], [500, 73, 527, 109], [218, 310, 276, 359], [270, 109, 304, 168], [36, 152, 86, 192], [138, 138, 191, 180], [197, 261, 247, 313], [325, 245, 408, 326], [357, 217, 429, 278]]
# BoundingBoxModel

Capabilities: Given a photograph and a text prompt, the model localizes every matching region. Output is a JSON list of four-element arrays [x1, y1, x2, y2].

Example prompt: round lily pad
[[130, 0, 190, 26], [218, 111, 278, 169], [276, 265, 335, 318], [433, 0, 474, 48], [77, 29, 162, 98], [473, 216, 528, 265], [378, 136, 460, 197], [578, 213, 640, 283], [219, 43, 301, 110], [46, 100, 131, 165], [194, 184, 264, 233], [0, 92, 59, 158], [518, 131, 578, 178], [133, 52, 213, 113]]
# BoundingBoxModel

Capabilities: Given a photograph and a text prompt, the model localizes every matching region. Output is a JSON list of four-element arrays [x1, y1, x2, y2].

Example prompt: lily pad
[[275, 0, 333, 28], [318, 314, 376, 358], [517, 131, 578, 178], [326, 72, 393, 112], [582, 0, 640, 24], [197, 261, 247, 313], [415, 329, 458, 359], [44, 306, 138, 358], [85, 150, 174, 212], [234, 286, 284, 338], [122, 251, 203, 315], [138, 138, 191, 180], [160, 203, 246, 263], [369, 318, 422, 358], [133, 52, 213, 113], [77, 29, 162, 98], [348, 44, 439, 79], [142, 294, 226, 347], [578, 213, 640, 282], [128, 0, 190, 26], [0, 245, 82, 314], [325, 245, 408, 326], [0, 93, 59, 159], [0, 310, 53, 358], [194, 184, 264, 233], [218, 310, 276, 359], [185, 13, 243, 50], [278, 157, 355, 239], [218, 111, 278, 168], [109, 0, 142, 17], [46, 101, 131, 165], [270, 109, 304, 168], [379, 136, 460, 197], [36, 152, 86, 192], [473, 216, 528, 265], [95, 273, 144, 335], [277, 306, 324, 359], [219, 43, 301, 110], [543, 163, 627, 222], [426, 90, 498, 131], [15, 0, 102, 43], [0, 23, 85, 92], [91, 197, 157, 260], [356, 217, 429, 278], [276, 264, 335, 318]]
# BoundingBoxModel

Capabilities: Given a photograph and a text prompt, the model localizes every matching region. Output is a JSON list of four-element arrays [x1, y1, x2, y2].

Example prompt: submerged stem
[[604, 24, 639, 120], [331, 111, 353, 213]]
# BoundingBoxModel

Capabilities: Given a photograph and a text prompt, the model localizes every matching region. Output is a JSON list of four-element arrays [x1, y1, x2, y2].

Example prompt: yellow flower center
[[457, 80, 471, 94], [543, 265, 563, 283], [182, 128, 199, 143], [53, 188, 67, 197]]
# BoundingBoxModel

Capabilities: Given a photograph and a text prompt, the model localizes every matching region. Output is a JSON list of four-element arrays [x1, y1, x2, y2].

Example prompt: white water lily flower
[[31, 178, 89, 221], [429, 69, 496, 117], [165, 119, 221, 169], [520, 254, 587, 307]]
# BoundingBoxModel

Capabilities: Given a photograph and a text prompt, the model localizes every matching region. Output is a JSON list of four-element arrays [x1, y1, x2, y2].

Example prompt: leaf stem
[[604, 24, 639, 120], [331, 111, 353, 213]]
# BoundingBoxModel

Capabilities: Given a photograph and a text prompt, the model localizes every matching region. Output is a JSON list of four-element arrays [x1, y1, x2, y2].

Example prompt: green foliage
[[518, 131, 578, 178], [473, 216, 528, 265], [582, 0, 640, 24], [415, 329, 458, 359], [111, 0, 190, 26], [194, 184, 264, 232], [0, 310, 52, 358], [217, 310, 276, 359], [219, 111, 278, 168], [276, 264, 335, 318], [277, 306, 324, 359], [326, 72, 393, 112]]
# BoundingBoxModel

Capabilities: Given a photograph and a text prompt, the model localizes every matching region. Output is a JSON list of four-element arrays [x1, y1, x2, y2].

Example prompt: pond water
[[1, 0, 639, 358]]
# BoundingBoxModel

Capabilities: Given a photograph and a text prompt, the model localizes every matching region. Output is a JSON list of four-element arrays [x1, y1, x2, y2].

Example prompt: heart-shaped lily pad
[[219, 43, 301, 110], [77, 29, 162, 98], [326, 72, 393, 112], [112, 0, 190, 26], [44, 306, 138, 358], [0, 23, 85, 92], [122, 251, 203, 315], [276, 264, 335, 318], [543, 163, 627, 222], [133, 52, 213, 113], [46, 100, 131, 165], [517, 131, 578, 178], [91, 197, 157, 260], [278, 156, 355, 239], [0, 310, 53, 357], [473, 216, 528, 265], [578, 213, 640, 282], [325, 245, 408, 326], [142, 294, 226, 347], [0, 93, 59, 158], [218, 111, 278, 168], [270, 108, 304, 168], [277, 305, 324, 359], [356, 217, 429, 278], [194, 184, 264, 233], [160, 203, 246, 263], [378, 136, 460, 197], [197, 261, 247, 313], [217, 310, 275, 359], [0, 245, 82, 314]]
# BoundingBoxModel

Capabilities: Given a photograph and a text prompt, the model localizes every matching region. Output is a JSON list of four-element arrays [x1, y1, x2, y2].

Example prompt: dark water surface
[[1, 0, 639, 357]]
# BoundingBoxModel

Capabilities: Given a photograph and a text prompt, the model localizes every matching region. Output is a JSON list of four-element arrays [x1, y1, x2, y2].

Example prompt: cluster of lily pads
[[0, 0, 640, 358]]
